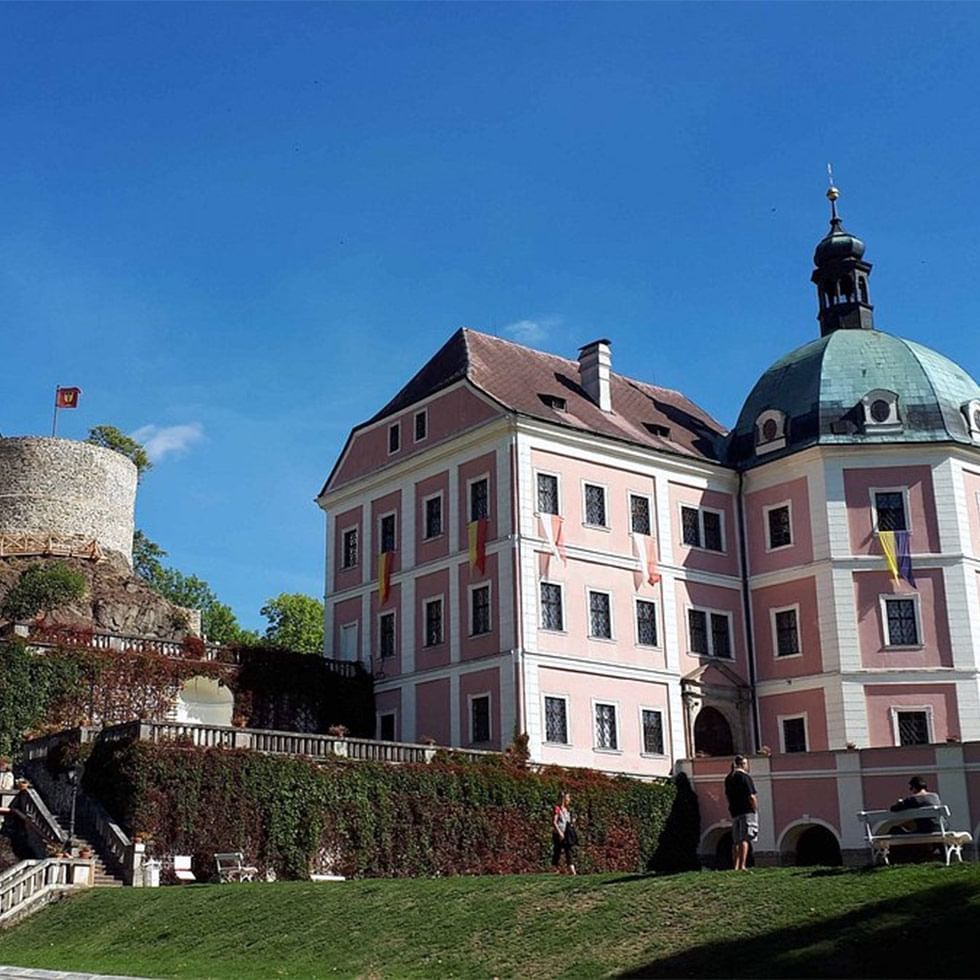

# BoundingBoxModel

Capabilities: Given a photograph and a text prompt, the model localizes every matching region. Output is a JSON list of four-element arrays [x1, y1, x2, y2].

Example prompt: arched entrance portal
[[175, 676, 234, 726], [694, 706, 734, 757], [795, 826, 842, 867]]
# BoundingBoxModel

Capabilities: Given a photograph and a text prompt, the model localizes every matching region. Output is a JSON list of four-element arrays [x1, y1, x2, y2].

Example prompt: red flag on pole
[[55, 387, 81, 408]]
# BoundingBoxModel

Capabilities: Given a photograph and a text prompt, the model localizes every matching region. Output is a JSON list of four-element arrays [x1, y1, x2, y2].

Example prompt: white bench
[[214, 851, 259, 883], [857, 805, 973, 866], [174, 855, 196, 883]]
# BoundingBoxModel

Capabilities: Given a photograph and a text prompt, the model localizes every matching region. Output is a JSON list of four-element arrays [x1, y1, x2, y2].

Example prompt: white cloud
[[502, 316, 562, 346], [130, 423, 205, 463]]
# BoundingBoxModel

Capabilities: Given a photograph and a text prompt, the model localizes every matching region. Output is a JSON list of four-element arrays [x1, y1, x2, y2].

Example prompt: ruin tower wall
[[0, 437, 137, 564]]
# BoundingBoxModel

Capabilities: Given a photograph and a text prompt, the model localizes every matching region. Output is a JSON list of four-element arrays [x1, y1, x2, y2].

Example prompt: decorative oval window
[[762, 418, 779, 442], [973, 407, 980, 432], [870, 399, 891, 423]]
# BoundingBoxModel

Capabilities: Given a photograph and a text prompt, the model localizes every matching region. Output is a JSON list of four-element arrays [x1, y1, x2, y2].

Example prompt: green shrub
[[1, 563, 87, 622]]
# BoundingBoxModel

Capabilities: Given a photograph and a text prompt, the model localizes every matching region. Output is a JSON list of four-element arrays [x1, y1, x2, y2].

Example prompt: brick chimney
[[578, 339, 612, 412]]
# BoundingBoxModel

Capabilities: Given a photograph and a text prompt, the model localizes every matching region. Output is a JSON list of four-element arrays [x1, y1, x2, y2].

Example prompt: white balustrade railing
[[0, 859, 90, 926]]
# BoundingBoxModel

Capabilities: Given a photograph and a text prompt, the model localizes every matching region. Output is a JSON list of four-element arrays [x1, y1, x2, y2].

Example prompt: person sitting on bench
[[890, 775, 942, 833]]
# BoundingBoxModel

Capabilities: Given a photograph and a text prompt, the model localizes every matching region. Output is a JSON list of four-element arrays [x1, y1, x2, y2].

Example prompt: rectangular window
[[630, 494, 651, 535], [874, 491, 907, 532], [588, 590, 612, 639], [380, 514, 396, 554], [594, 702, 618, 750], [379, 612, 395, 659], [388, 423, 400, 454], [471, 584, 491, 636], [424, 496, 442, 539], [767, 505, 792, 549], [584, 483, 607, 526], [342, 528, 358, 569], [340, 622, 358, 660], [537, 473, 559, 515], [782, 716, 808, 753], [897, 710, 929, 746], [424, 598, 443, 647], [636, 599, 658, 646], [544, 696, 569, 744], [470, 477, 489, 521], [540, 582, 564, 631], [681, 506, 724, 552], [884, 597, 919, 646], [470, 695, 491, 743], [414, 410, 427, 442], [641, 709, 664, 755], [688, 608, 732, 658], [379, 713, 395, 741], [774, 607, 800, 657]]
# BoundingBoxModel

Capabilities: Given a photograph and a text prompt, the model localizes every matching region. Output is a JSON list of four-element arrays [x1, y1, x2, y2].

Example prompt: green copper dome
[[728, 328, 980, 468]]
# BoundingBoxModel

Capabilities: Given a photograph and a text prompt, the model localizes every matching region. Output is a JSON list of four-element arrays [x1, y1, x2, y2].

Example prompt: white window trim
[[633, 596, 660, 649], [581, 479, 610, 530], [628, 491, 654, 536], [468, 580, 493, 637], [769, 603, 803, 660], [377, 710, 397, 741], [861, 389, 902, 432], [869, 485, 912, 534], [591, 698, 621, 753], [339, 621, 359, 661], [387, 421, 401, 455], [422, 594, 445, 647], [889, 705, 935, 747], [466, 472, 492, 522], [777, 712, 810, 754], [639, 705, 667, 758], [377, 509, 398, 554], [377, 610, 396, 660], [586, 587, 615, 641], [534, 469, 563, 517], [755, 409, 788, 454], [468, 691, 493, 744], [678, 502, 727, 553], [762, 500, 794, 553], [539, 580, 566, 633], [541, 693, 571, 746], [340, 524, 359, 569], [686, 605, 734, 659], [421, 491, 444, 541], [962, 399, 980, 441], [878, 592, 923, 650], [413, 408, 428, 444]]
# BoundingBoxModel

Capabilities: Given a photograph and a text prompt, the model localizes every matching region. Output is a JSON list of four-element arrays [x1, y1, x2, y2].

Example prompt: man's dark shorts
[[732, 813, 759, 844]]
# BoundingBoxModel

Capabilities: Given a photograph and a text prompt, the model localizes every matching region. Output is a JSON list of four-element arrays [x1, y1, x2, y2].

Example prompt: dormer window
[[860, 389, 902, 433], [539, 393, 567, 411], [962, 399, 980, 442], [754, 409, 787, 455]]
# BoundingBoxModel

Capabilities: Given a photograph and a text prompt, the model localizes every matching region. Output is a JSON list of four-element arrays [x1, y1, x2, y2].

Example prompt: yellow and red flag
[[378, 551, 392, 605], [541, 514, 566, 564], [468, 517, 488, 574], [55, 387, 81, 408]]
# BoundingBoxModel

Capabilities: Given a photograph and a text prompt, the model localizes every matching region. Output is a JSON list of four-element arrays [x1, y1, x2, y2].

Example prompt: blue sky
[[3, 2, 980, 631]]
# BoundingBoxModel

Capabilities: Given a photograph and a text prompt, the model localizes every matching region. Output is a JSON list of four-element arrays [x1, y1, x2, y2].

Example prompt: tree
[[260, 593, 325, 654], [1, 562, 87, 622], [144, 566, 253, 645], [132, 530, 168, 584], [87, 425, 152, 480]]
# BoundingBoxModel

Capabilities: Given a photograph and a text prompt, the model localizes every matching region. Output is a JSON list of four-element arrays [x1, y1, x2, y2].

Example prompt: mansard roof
[[371, 328, 726, 462]]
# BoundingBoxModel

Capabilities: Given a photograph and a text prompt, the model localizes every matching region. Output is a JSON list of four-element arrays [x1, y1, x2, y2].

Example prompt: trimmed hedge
[[84, 738, 682, 880]]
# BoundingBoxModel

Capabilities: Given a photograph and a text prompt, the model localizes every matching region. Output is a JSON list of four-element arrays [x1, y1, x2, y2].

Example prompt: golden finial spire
[[826, 163, 840, 220]]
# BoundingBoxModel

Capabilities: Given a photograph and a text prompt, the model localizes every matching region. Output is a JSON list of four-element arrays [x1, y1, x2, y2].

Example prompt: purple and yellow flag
[[878, 530, 915, 588]]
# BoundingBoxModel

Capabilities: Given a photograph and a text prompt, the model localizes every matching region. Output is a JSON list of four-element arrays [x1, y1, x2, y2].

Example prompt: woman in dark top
[[551, 791, 577, 875]]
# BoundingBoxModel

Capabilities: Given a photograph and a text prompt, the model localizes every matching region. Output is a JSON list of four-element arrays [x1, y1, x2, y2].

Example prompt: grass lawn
[[0, 864, 977, 978]]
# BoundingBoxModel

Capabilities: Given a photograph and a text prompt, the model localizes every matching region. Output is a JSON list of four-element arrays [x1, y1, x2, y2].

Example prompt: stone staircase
[[50, 809, 124, 888]]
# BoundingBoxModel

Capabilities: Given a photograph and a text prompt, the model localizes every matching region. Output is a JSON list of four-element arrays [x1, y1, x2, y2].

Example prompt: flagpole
[[52, 387, 59, 437]]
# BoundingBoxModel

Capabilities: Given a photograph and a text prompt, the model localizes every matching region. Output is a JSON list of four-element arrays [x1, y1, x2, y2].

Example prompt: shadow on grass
[[618, 877, 979, 979]]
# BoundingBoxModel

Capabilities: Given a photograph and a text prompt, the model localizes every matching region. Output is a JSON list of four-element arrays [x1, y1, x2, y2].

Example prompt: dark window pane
[[630, 495, 651, 535], [595, 703, 618, 749], [782, 717, 807, 753], [585, 484, 607, 526], [689, 609, 708, 654], [544, 696, 568, 744], [886, 599, 918, 646], [541, 583, 564, 631], [379, 714, 395, 740], [425, 497, 442, 538], [768, 506, 792, 549], [537, 474, 559, 515], [471, 696, 490, 742], [471, 585, 491, 635], [702, 511, 723, 552], [711, 613, 732, 659], [380, 515, 396, 553], [379, 613, 395, 659], [414, 411, 427, 441], [470, 478, 489, 521], [875, 492, 907, 532], [425, 600, 443, 646], [681, 507, 701, 547], [342, 528, 358, 568], [589, 591, 611, 638], [636, 600, 657, 646], [898, 711, 929, 746], [775, 608, 800, 656], [642, 710, 664, 755], [388, 425, 400, 453]]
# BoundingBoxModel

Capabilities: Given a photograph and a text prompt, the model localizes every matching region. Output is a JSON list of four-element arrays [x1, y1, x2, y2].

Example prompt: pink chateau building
[[317, 190, 980, 783]]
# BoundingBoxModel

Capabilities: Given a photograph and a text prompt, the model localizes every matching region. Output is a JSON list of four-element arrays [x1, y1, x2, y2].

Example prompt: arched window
[[961, 399, 980, 442], [860, 390, 902, 432], [755, 409, 788, 455], [694, 706, 734, 757]]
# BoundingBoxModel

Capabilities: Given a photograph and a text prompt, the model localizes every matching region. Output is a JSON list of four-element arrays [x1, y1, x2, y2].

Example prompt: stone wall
[[0, 438, 137, 565]]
